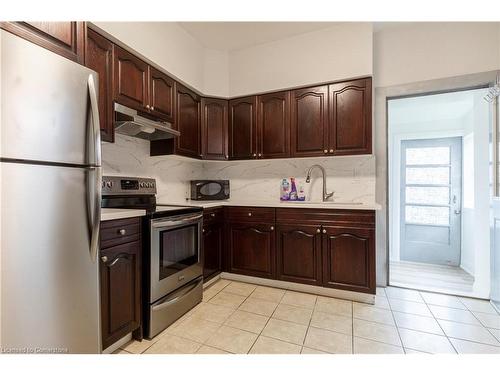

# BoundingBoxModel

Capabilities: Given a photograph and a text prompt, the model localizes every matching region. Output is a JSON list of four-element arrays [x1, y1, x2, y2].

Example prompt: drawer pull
[[324, 149, 328, 153], [316, 228, 321, 233], [329, 149, 334, 153], [248, 212, 252, 216], [210, 213, 215, 217], [118, 229, 127, 236], [202, 228, 205, 233], [270, 226, 274, 231], [101, 256, 108, 263], [322, 229, 327, 234]]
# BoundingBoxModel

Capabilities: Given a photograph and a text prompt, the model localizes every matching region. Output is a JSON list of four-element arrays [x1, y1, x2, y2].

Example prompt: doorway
[[388, 87, 491, 297]]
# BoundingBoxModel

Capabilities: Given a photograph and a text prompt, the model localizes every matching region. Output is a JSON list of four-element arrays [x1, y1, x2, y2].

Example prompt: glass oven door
[[150, 212, 203, 303]]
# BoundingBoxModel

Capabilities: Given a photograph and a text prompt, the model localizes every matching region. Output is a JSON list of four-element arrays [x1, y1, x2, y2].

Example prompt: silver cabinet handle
[[151, 106, 155, 111], [210, 213, 215, 217], [324, 149, 328, 153], [322, 229, 326, 234], [329, 149, 334, 153], [202, 228, 205, 233], [270, 226, 274, 231], [225, 155, 229, 159], [248, 212, 252, 216], [316, 228, 321, 233], [258, 153, 262, 157], [118, 229, 126, 235], [252, 153, 257, 157], [101, 256, 108, 263], [146, 104, 150, 109]]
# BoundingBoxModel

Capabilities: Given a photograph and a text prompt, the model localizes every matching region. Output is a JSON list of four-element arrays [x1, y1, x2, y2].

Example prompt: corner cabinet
[[100, 217, 142, 350], [201, 98, 229, 160], [228, 96, 258, 160], [175, 84, 201, 158]]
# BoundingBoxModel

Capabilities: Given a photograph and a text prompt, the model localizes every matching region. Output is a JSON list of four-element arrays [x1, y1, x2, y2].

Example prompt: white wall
[[374, 22, 500, 88], [228, 23, 373, 97]]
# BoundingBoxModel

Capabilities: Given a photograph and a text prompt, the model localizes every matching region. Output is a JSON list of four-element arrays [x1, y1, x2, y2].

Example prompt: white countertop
[[163, 200, 381, 211], [101, 208, 147, 221]]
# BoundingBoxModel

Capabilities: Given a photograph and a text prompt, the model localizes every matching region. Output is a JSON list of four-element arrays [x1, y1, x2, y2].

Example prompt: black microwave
[[190, 180, 230, 201]]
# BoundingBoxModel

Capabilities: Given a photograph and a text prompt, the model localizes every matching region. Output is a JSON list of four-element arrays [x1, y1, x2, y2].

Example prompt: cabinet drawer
[[203, 207, 224, 226], [100, 217, 141, 249], [226, 206, 275, 223], [276, 208, 375, 228]]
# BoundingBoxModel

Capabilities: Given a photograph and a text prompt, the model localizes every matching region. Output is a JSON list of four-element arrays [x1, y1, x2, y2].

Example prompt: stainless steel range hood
[[114, 103, 180, 141]]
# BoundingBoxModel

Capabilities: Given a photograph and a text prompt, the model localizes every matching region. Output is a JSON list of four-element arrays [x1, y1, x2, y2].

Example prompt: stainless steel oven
[[150, 212, 203, 303]]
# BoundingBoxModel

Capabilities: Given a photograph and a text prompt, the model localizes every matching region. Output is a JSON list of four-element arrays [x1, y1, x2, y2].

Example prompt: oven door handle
[[152, 279, 202, 312], [151, 213, 203, 229]]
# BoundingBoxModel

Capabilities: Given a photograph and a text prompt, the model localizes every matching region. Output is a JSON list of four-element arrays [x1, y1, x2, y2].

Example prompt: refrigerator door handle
[[87, 74, 102, 263], [87, 74, 102, 167]]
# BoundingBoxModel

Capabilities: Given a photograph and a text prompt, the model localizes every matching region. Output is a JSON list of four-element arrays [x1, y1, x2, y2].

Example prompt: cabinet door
[[228, 96, 257, 160], [290, 85, 329, 157], [276, 224, 322, 285], [149, 66, 175, 122], [322, 226, 375, 294], [100, 240, 141, 349], [113, 45, 149, 111], [0, 22, 85, 63], [257, 91, 290, 159], [228, 222, 275, 279], [201, 98, 228, 160], [175, 84, 201, 158], [203, 222, 223, 280], [329, 78, 372, 155], [85, 29, 114, 142]]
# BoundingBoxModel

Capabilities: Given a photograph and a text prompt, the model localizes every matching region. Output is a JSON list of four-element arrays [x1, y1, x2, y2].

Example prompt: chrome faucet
[[305, 164, 334, 201]]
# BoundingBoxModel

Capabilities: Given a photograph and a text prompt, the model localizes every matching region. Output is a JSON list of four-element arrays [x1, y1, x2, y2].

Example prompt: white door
[[400, 137, 462, 266]]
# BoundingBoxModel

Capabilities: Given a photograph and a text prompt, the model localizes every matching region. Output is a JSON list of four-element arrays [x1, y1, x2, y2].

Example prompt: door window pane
[[406, 147, 450, 165], [406, 167, 450, 185], [405, 205, 450, 226], [406, 186, 450, 205]]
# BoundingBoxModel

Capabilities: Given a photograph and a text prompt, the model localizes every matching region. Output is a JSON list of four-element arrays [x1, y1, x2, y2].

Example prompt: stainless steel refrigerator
[[1, 29, 102, 353]]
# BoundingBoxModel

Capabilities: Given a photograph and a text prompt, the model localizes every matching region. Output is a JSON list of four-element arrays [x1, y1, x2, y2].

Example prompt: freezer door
[[1, 162, 101, 353], [0, 29, 99, 166]]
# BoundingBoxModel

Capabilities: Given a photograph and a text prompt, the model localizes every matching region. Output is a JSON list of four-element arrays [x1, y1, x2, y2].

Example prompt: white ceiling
[[178, 22, 339, 51]]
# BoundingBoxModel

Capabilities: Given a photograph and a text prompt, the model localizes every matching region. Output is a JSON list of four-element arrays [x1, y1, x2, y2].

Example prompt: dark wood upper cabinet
[[175, 84, 201, 158], [85, 29, 114, 143], [113, 45, 149, 111], [228, 96, 257, 160], [149, 66, 175, 123], [0, 22, 85, 63], [257, 91, 290, 159], [290, 85, 329, 157], [329, 78, 372, 155], [276, 224, 322, 285], [322, 226, 375, 294], [201, 98, 228, 160]]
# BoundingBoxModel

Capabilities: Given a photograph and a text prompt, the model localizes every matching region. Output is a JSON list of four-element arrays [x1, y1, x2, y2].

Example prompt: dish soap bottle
[[280, 178, 290, 201], [298, 184, 306, 201], [289, 177, 298, 201]]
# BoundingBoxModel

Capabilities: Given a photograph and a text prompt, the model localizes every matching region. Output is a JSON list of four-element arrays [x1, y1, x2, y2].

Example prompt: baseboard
[[102, 333, 132, 354], [203, 273, 221, 289], [219, 272, 375, 304]]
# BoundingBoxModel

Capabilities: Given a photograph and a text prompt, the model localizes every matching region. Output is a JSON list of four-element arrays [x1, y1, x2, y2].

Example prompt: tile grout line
[[384, 290, 406, 354], [459, 301, 500, 346]]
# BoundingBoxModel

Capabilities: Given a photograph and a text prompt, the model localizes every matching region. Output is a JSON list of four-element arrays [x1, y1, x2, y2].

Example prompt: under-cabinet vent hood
[[114, 103, 180, 141]]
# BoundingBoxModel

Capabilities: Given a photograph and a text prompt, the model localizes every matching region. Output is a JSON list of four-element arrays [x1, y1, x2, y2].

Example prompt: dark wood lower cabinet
[[322, 226, 375, 294], [227, 222, 275, 279], [100, 218, 142, 350], [203, 221, 224, 280], [276, 224, 322, 285]]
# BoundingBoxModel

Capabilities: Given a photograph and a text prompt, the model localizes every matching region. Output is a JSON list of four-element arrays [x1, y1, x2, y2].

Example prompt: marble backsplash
[[102, 134, 376, 204]]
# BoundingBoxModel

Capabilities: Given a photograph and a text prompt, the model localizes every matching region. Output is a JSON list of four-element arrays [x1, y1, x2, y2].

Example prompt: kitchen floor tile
[[376, 287, 387, 297], [168, 316, 221, 344], [388, 298, 432, 317], [273, 303, 313, 325], [281, 291, 317, 309], [420, 291, 466, 310], [223, 281, 257, 297], [189, 302, 235, 323], [208, 291, 246, 309], [112, 349, 131, 354], [202, 287, 219, 302], [121, 339, 156, 354], [144, 334, 201, 354], [385, 287, 423, 302], [249, 336, 302, 354], [250, 285, 286, 303], [398, 328, 455, 354], [310, 310, 352, 335], [196, 345, 230, 354], [238, 297, 279, 317], [224, 310, 269, 334], [353, 337, 404, 354], [353, 303, 395, 325], [353, 319, 400, 346], [373, 296, 391, 310], [206, 279, 231, 293], [303, 326, 352, 354], [261, 318, 308, 345], [393, 311, 444, 335], [301, 346, 330, 354], [472, 311, 500, 329], [449, 338, 500, 354], [205, 325, 258, 354], [437, 319, 500, 346], [315, 296, 352, 317], [404, 348, 431, 354], [428, 305, 480, 325], [459, 297, 499, 314]]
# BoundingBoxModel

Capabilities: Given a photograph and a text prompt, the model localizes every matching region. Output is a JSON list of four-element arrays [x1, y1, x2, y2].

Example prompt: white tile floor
[[117, 279, 500, 354]]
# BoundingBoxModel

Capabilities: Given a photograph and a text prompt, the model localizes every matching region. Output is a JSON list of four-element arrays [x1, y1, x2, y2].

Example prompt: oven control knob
[[139, 182, 145, 188], [106, 181, 113, 188]]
